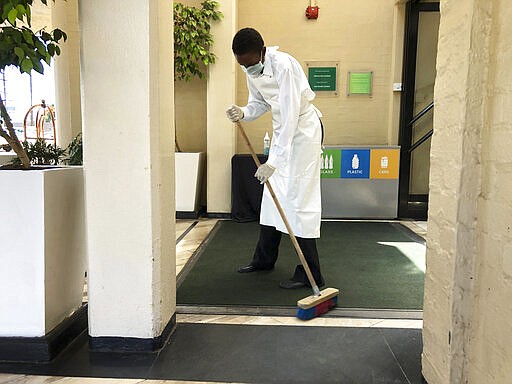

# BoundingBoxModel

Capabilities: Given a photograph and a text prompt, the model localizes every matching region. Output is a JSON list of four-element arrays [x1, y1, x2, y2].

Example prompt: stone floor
[[0, 218, 428, 384]]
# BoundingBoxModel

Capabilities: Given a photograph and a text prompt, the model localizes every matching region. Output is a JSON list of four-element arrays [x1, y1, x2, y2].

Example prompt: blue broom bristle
[[296, 296, 338, 320]]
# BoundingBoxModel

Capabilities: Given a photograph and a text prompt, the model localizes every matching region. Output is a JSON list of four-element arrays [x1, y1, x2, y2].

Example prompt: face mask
[[241, 51, 264, 78]]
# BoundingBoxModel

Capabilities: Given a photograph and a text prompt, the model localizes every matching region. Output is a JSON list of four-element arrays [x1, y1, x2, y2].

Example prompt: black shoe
[[237, 264, 258, 273], [279, 279, 306, 289]]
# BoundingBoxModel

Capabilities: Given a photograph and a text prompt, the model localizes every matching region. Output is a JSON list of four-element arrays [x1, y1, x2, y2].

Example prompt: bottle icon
[[381, 156, 389, 169], [352, 154, 359, 169], [320, 154, 324, 170], [263, 132, 270, 155], [329, 155, 334, 170]]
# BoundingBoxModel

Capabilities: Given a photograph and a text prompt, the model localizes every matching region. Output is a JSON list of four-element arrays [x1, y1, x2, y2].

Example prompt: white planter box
[[0, 166, 86, 338], [0, 152, 16, 166], [175, 152, 205, 212]]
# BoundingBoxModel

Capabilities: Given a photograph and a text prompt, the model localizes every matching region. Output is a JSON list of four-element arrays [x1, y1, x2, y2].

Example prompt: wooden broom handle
[[235, 121, 318, 291]]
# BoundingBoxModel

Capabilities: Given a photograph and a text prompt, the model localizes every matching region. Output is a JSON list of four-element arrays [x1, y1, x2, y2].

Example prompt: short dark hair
[[232, 28, 264, 55]]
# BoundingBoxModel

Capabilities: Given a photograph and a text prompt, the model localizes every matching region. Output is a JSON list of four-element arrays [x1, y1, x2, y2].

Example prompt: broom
[[235, 121, 339, 320]]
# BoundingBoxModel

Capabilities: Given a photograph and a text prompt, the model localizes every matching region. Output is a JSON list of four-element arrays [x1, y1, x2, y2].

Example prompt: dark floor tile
[[149, 323, 417, 384], [379, 328, 424, 384], [0, 332, 157, 379], [0, 324, 423, 384]]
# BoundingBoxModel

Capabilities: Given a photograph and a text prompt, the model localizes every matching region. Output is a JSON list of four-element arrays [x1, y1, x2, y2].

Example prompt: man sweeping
[[226, 27, 324, 290]]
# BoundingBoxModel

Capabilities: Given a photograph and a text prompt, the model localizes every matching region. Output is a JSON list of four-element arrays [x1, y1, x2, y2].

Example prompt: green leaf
[[41, 31, 52, 41], [16, 5, 26, 21], [20, 58, 33, 73], [22, 28, 33, 44], [25, 4, 31, 26], [7, 9, 18, 26], [43, 52, 51, 65], [34, 38, 46, 53], [31, 58, 44, 74], [14, 47, 24, 61], [53, 29, 63, 41]]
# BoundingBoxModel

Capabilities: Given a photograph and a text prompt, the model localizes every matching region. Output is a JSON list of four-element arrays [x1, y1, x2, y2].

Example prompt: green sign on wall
[[308, 67, 337, 92], [348, 71, 373, 95], [320, 149, 341, 178]]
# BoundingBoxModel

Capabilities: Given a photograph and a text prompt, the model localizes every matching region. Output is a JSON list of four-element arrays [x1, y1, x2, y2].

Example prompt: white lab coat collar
[[262, 46, 279, 77]]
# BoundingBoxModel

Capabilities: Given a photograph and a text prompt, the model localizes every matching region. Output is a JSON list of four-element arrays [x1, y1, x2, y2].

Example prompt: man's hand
[[226, 104, 244, 122], [254, 163, 275, 184]]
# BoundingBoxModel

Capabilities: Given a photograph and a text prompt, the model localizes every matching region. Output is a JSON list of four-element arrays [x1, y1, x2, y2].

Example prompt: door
[[398, 1, 440, 219]]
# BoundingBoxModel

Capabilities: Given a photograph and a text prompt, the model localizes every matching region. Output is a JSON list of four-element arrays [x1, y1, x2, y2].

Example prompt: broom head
[[297, 287, 339, 320]]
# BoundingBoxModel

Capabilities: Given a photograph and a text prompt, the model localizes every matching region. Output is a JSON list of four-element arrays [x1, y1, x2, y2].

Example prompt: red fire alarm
[[306, 5, 319, 19]]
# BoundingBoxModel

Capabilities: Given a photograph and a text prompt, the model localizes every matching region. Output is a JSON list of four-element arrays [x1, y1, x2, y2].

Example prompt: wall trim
[[205, 212, 232, 219], [176, 206, 206, 219], [89, 313, 176, 353], [0, 304, 88, 362]]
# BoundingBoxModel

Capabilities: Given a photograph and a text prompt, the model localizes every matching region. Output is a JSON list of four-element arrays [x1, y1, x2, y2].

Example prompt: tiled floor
[[176, 219, 218, 276], [1, 218, 427, 384], [398, 220, 427, 239]]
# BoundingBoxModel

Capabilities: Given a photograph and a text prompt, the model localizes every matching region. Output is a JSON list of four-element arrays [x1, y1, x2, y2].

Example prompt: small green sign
[[308, 67, 337, 92], [320, 149, 341, 178], [348, 72, 372, 95]]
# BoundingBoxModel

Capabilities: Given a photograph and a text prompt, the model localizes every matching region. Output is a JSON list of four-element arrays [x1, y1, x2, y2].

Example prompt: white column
[[207, 0, 237, 214], [51, 0, 82, 148], [422, 0, 492, 382], [79, 0, 175, 345]]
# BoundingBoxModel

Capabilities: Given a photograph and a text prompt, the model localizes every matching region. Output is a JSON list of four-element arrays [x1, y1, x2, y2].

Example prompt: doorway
[[398, 1, 440, 220]]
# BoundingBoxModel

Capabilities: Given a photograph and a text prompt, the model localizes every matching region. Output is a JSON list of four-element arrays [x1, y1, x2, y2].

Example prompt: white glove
[[254, 163, 275, 184], [226, 104, 244, 122]]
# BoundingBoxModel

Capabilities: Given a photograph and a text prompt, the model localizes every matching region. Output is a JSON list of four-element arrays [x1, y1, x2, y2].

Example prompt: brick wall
[[423, 1, 512, 382]]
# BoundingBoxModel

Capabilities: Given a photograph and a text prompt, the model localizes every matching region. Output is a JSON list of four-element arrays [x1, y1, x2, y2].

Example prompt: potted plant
[[173, 0, 221, 216], [0, 0, 87, 362]]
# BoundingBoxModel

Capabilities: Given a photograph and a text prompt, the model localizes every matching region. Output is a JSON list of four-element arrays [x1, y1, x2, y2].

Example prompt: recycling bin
[[321, 146, 400, 219]]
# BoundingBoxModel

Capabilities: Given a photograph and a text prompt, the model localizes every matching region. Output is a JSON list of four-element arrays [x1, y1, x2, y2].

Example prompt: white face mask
[[241, 51, 264, 78]]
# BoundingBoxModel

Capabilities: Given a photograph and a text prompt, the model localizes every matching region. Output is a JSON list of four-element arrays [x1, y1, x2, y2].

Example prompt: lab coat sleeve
[[266, 65, 301, 170], [241, 78, 271, 121]]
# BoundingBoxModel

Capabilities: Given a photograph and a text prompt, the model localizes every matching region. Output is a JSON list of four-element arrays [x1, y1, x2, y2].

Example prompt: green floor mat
[[177, 220, 425, 310]]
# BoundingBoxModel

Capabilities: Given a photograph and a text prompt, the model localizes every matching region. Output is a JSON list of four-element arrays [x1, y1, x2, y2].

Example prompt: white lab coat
[[241, 47, 322, 238]]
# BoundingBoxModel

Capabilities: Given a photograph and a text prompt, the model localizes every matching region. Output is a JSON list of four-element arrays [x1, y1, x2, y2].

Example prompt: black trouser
[[250, 224, 324, 286]]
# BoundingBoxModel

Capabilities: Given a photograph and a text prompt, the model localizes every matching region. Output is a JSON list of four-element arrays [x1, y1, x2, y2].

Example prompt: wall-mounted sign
[[370, 149, 400, 179], [305, 62, 339, 96], [320, 149, 341, 178], [341, 149, 370, 178], [348, 71, 373, 95], [308, 67, 337, 92]]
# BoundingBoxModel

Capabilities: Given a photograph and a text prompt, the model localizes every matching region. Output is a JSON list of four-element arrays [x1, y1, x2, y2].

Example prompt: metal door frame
[[398, 1, 440, 219]]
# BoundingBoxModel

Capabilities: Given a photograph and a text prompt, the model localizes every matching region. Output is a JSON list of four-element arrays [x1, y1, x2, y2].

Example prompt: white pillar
[[207, 0, 237, 214], [422, 0, 492, 382], [51, 0, 82, 148], [79, 0, 175, 349]]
